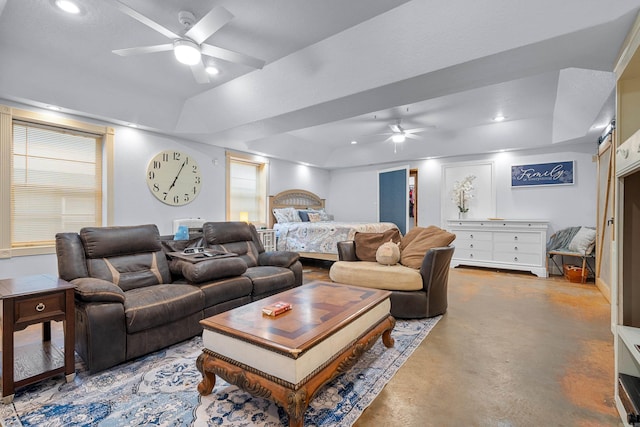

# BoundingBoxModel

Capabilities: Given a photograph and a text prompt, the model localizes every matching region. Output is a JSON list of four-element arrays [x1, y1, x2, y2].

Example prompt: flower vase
[[459, 211, 467, 219]]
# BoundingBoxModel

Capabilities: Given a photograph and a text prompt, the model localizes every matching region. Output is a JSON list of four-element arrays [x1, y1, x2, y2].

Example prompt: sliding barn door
[[378, 166, 409, 235], [596, 131, 615, 301]]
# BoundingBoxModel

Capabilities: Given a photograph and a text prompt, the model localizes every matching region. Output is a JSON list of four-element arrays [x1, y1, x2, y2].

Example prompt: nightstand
[[257, 228, 276, 252], [0, 275, 75, 403]]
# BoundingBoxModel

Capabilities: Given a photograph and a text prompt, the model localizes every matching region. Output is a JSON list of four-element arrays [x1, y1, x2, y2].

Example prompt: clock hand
[[168, 161, 186, 192]]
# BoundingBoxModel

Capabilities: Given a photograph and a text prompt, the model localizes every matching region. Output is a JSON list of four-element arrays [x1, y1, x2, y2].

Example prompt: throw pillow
[[376, 240, 401, 265], [298, 210, 310, 222], [272, 207, 301, 223], [567, 226, 596, 254], [400, 226, 456, 269], [354, 228, 402, 262], [399, 225, 441, 252], [307, 212, 322, 222]]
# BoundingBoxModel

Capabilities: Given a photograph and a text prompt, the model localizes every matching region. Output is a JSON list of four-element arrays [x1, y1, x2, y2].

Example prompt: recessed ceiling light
[[127, 123, 138, 128], [205, 65, 220, 75], [351, 140, 358, 145], [46, 105, 62, 111], [493, 115, 506, 122], [55, 0, 81, 14]]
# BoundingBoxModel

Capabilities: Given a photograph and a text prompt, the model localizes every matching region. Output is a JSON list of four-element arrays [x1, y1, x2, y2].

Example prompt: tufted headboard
[[268, 189, 325, 228]]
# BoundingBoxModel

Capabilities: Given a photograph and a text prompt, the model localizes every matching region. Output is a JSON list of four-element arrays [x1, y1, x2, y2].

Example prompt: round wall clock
[[146, 150, 202, 206]]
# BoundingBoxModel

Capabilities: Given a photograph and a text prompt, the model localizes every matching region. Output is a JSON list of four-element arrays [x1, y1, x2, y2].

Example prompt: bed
[[268, 189, 399, 260]]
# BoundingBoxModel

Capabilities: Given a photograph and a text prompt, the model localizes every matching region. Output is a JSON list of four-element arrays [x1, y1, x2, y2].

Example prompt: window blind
[[11, 121, 102, 247]]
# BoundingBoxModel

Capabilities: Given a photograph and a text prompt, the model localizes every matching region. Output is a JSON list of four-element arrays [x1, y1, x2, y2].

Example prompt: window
[[0, 105, 114, 257], [226, 152, 268, 225]]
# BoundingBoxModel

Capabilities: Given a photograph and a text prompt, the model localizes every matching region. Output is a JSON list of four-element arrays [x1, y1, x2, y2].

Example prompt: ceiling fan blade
[[107, 0, 179, 40], [190, 62, 210, 84], [405, 126, 433, 134], [186, 6, 234, 45], [112, 44, 173, 56], [201, 44, 265, 69], [389, 124, 401, 133], [406, 133, 422, 140]]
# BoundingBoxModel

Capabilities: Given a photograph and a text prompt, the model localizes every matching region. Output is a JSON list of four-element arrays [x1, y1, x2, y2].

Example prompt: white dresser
[[446, 219, 549, 277]]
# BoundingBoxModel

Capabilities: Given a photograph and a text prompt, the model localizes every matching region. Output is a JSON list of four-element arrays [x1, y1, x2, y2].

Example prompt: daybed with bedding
[[268, 189, 399, 260]]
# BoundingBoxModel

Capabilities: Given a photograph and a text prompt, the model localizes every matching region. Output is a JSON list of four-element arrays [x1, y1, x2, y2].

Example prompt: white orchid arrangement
[[451, 175, 476, 213]]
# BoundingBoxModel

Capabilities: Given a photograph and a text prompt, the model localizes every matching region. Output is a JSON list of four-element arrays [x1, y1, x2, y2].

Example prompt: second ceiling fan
[[107, 0, 265, 84]]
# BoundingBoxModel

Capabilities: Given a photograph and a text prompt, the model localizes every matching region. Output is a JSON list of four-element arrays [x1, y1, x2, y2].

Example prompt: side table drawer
[[14, 292, 66, 325]]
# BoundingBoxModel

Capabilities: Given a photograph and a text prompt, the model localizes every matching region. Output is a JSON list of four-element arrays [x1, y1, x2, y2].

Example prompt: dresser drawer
[[493, 232, 540, 244], [14, 292, 66, 325], [456, 240, 493, 251], [455, 249, 493, 261], [493, 252, 541, 265], [453, 231, 492, 242], [493, 242, 540, 254]]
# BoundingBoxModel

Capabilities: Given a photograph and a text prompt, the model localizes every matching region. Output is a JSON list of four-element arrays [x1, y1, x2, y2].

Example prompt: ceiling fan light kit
[[392, 133, 406, 143], [173, 39, 201, 65]]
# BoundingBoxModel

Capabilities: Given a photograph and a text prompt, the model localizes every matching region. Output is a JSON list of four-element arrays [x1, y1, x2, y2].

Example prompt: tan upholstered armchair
[[329, 226, 455, 319]]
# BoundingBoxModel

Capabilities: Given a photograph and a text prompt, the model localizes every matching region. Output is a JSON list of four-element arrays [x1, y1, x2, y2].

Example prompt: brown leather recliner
[[331, 242, 454, 319], [56, 222, 301, 373]]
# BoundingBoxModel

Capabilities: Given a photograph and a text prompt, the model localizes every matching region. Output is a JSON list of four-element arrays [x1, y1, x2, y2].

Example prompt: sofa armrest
[[71, 277, 126, 303], [258, 251, 300, 268], [337, 241, 358, 261]]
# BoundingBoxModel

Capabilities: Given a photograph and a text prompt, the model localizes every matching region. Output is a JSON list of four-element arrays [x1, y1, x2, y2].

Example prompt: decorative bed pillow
[[317, 208, 333, 221], [568, 226, 596, 254], [307, 212, 322, 222], [400, 226, 456, 269], [376, 240, 400, 265], [354, 228, 402, 262], [298, 210, 310, 222], [273, 207, 301, 223]]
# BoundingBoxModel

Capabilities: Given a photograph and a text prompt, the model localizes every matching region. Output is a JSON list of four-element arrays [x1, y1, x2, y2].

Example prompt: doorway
[[409, 169, 418, 230]]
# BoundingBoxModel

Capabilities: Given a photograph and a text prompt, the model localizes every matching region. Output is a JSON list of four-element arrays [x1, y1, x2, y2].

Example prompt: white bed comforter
[[274, 221, 398, 254]]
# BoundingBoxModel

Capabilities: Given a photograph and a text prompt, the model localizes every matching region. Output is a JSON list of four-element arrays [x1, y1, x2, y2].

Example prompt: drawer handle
[[470, 234, 474, 239], [470, 244, 474, 248], [35, 302, 46, 312], [514, 246, 518, 251], [514, 257, 519, 262], [470, 254, 474, 258], [514, 236, 518, 241]]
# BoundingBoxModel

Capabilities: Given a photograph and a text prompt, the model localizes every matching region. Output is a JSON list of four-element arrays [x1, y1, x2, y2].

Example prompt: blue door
[[379, 167, 408, 235]]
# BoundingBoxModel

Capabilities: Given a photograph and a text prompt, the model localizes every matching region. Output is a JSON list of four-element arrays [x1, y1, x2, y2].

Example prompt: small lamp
[[239, 212, 249, 223]]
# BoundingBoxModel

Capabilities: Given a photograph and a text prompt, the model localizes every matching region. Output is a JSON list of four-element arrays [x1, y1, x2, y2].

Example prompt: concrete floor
[[304, 260, 621, 427]]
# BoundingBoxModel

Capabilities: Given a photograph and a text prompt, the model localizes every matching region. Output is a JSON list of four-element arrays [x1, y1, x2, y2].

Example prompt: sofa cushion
[[400, 227, 456, 269], [123, 284, 204, 334], [197, 275, 254, 308], [86, 251, 172, 291], [203, 222, 261, 267], [80, 224, 162, 258], [244, 266, 296, 298], [329, 261, 423, 291], [71, 277, 126, 303], [354, 228, 402, 262]]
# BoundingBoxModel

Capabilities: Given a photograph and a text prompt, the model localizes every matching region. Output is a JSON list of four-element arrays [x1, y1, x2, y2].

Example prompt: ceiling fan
[[379, 119, 431, 152], [107, 0, 265, 84]]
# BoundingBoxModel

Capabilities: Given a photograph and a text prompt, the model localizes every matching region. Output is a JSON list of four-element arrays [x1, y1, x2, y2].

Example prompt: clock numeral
[[162, 192, 168, 201], [162, 153, 169, 162], [193, 186, 197, 195], [153, 183, 160, 192], [173, 195, 180, 204], [153, 160, 161, 169], [148, 171, 155, 180], [173, 152, 181, 161], [192, 165, 198, 173], [195, 176, 201, 184], [183, 194, 190, 202]]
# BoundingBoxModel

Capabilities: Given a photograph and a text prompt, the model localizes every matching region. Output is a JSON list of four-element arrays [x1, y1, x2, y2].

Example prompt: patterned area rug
[[0, 316, 440, 427]]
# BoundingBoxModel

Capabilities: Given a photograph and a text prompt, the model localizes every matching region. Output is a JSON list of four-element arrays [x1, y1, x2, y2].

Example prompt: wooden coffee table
[[196, 281, 395, 427]]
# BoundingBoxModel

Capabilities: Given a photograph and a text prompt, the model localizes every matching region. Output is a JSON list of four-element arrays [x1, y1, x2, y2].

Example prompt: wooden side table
[[0, 274, 75, 403]]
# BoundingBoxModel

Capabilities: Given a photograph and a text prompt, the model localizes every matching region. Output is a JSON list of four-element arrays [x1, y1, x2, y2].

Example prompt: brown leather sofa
[[330, 241, 454, 319], [56, 222, 301, 373]]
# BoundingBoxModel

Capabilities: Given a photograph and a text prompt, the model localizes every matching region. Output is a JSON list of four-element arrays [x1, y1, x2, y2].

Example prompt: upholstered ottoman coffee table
[[196, 281, 395, 427]]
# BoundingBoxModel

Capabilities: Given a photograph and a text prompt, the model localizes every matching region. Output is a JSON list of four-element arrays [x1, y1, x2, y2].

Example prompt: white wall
[[0, 106, 331, 279], [328, 143, 597, 237]]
